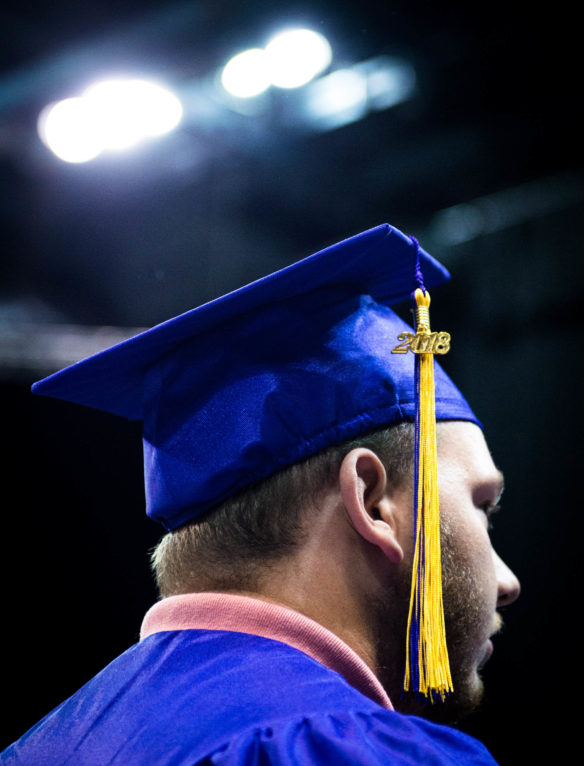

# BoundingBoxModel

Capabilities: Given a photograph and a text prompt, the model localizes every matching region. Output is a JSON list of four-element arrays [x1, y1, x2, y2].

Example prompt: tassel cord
[[403, 284, 453, 700]]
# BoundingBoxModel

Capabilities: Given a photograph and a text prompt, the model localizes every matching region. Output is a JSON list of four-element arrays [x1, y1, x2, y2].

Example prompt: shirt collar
[[141, 592, 392, 710]]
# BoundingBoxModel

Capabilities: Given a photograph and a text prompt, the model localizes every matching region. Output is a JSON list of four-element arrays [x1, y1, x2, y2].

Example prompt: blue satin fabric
[[2, 629, 497, 765], [143, 294, 478, 530], [32, 223, 478, 530]]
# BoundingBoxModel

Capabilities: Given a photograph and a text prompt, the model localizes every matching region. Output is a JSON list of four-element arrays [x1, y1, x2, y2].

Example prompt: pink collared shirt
[[141, 592, 392, 709]]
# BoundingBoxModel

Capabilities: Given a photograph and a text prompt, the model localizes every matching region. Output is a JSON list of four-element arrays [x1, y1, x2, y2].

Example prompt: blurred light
[[265, 29, 332, 89], [221, 49, 270, 98], [429, 172, 584, 247], [302, 57, 415, 131], [38, 97, 102, 163], [362, 57, 416, 111], [303, 69, 367, 130], [0, 321, 146, 375], [84, 80, 183, 149], [38, 79, 183, 163]]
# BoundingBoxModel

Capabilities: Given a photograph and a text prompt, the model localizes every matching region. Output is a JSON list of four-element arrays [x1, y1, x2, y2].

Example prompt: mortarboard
[[32, 222, 477, 530], [33, 222, 479, 699]]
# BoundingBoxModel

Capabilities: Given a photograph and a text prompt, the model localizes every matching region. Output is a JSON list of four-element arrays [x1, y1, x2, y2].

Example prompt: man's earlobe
[[339, 448, 404, 564]]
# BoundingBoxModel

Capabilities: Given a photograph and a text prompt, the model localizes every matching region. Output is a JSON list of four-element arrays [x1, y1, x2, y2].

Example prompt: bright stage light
[[303, 68, 367, 129], [38, 79, 183, 163], [364, 58, 416, 111], [221, 49, 270, 98], [265, 29, 332, 89], [302, 57, 416, 131], [38, 98, 102, 164], [83, 80, 183, 149]]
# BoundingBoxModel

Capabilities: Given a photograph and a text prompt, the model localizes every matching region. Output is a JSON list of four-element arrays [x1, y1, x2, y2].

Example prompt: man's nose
[[493, 549, 521, 607]]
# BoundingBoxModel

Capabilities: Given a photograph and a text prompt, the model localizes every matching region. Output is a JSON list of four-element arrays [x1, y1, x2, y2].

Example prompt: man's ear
[[339, 448, 404, 564]]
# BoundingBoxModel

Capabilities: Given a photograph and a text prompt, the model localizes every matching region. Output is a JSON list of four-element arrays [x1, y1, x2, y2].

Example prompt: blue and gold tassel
[[392, 237, 453, 701]]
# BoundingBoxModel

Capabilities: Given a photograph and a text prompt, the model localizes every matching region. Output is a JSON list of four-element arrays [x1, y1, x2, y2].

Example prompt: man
[[1, 223, 519, 764]]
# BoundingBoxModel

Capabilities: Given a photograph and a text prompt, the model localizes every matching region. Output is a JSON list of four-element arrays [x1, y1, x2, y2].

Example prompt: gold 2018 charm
[[392, 331, 451, 355]]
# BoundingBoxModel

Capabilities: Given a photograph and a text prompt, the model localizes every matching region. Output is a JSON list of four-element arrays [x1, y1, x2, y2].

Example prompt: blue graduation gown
[[2, 629, 497, 765]]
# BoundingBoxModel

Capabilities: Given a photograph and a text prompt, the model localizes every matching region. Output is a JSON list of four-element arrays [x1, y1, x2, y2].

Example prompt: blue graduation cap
[[33, 221, 479, 700], [32, 223, 478, 532]]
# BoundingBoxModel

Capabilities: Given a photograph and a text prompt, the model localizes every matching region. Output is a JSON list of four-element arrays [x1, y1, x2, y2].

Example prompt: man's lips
[[480, 613, 503, 668]]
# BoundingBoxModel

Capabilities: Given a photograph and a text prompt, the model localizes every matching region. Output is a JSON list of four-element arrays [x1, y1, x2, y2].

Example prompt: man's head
[[32, 223, 519, 719], [152, 419, 520, 722]]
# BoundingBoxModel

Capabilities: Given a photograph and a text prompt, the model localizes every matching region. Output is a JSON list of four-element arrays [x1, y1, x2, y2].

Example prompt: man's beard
[[368, 518, 492, 724]]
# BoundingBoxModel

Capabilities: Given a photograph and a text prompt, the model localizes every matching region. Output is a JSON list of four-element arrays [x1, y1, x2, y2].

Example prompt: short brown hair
[[151, 422, 414, 597]]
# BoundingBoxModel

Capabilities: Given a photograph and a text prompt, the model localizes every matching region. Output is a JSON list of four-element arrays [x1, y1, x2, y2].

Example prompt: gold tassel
[[398, 288, 453, 700]]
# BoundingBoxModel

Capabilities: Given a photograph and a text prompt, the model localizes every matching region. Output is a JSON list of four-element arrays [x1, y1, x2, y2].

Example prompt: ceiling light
[[265, 29, 332, 89], [38, 79, 183, 163], [37, 97, 102, 164], [221, 49, 271, 99]]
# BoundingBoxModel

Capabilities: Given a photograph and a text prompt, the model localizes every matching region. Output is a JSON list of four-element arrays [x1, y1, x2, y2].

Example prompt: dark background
[[1, 2, 581, 762]]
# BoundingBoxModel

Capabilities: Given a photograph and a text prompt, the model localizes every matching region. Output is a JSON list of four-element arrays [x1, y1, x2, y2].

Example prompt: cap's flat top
[[32, 224, 448, 420], [30, 223, 473, 529]]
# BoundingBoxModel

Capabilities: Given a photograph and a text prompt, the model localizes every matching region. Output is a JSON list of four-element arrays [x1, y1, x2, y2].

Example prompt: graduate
[[1, 223, 520, 765]]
